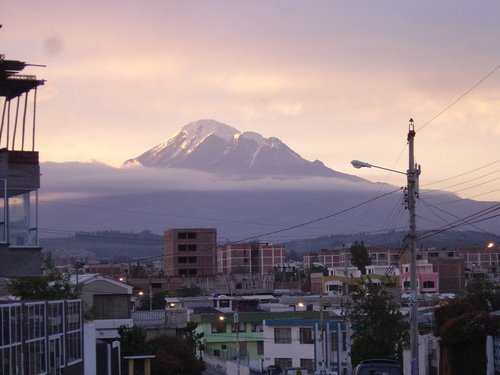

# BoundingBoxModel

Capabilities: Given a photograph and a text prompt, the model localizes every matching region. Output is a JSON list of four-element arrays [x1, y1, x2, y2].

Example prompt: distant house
[[70, 273, 133, 338]]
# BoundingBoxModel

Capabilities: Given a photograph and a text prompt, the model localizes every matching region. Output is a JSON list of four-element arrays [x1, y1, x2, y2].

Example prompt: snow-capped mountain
[[123, 119, 361, 180]]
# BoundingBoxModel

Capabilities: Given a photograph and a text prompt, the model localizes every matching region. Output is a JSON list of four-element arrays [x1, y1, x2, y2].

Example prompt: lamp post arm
[[350, 160, 407, 175]]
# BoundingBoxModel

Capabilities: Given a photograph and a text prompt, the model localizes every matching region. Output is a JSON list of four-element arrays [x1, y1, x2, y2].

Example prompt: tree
[[7, 274, 80, 300], [149, 335, 205, 375], [434, 279, 500, 375], [137, 291, 167, 310], [349, 283, 408, 366], [128, 263, 147, 278], [118, 325, 150, 356], [183, 321, 205, 359], [462, 276, 500, 311], [350, 241, 371, 275]]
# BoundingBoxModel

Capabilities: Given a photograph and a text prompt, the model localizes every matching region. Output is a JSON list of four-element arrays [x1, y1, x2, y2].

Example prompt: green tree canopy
[[118, 325, 150, 356], [434, 279, 500, 375], [7, 274, 80, 300], [349, 283, 407, 366], [137, 291, 167, 310], [149, 335, 205, 375], [350, 241, 371, 275]]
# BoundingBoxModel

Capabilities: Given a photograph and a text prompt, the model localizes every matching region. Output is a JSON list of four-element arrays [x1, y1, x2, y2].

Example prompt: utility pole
[[234, 303, 240, 375], [343, 254, 352, 375], [407, 119, 421, 375]]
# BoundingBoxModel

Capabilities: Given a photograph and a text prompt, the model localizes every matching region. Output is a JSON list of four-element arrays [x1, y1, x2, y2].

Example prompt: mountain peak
[[123, 119, 363, 181], [180, 119, 239, 143]]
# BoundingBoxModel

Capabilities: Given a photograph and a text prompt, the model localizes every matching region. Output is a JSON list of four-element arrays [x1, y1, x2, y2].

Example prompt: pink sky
[[2, 1, 500, 201]]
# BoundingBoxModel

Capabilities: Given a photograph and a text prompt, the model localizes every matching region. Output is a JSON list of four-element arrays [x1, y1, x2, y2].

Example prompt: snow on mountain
[[123, 119, 362, 181]]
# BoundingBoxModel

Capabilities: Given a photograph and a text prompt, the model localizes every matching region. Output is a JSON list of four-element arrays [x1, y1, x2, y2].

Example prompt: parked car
[[353, 359, 403, 375]]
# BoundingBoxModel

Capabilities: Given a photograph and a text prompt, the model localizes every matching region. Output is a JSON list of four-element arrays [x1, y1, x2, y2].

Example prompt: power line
[[421, 159, 500, 188], [232, 188, 403, 244], [417, 62, 500, 131]]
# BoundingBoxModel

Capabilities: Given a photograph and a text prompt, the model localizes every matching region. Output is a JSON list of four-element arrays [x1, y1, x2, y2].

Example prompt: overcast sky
[[3, 1, 500, 201]]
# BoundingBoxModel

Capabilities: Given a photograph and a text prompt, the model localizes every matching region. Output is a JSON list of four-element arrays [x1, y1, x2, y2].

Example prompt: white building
[[263, 319, 350, 374]]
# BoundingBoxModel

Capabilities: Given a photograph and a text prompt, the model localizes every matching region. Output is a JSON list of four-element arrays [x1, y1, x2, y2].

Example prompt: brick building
[[217, 242, 285, 275], [164, 228, 217, 277]]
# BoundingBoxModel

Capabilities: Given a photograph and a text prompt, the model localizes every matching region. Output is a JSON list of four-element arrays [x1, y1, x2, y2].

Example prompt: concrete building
[[164, 228, 217, 277], [0, 54, 45, 285], [70, 273, 133, 340], [218, 242, 285, 275], [263, 319, 349, 375]]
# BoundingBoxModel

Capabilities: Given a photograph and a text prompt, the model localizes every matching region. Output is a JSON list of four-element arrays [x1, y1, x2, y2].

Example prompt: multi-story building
[[0, 299, 83, 375], [263, 319, 349, 374], [303, 247, 402, 270], [164, 228, 217, 277], [218, 242, 285, 275], [0, 54, 45, 285]]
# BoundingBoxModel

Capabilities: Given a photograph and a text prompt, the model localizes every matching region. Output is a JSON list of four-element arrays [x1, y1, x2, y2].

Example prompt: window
[[274, 327, 291, 344], [178, 232, 197, 239], [275, 358, 292, 369], [231, 322, 246, 333], [257, 341, 264, 355], [330, 331, 337, 351], [188, 256, 197, 263], [178, 244, 187, 251], [188, 269, 197, 276], [299, 327, 313, 344], [211, 321, 226, 334], [178, 257, 187, 263], [423, 281, 435, 289], [178, 269, 188, 276], [219, 300, 230, 308], [342, 331, 347, 351], [300, 358, 314, 373], [8, 190, 38, 247], [403, 280, 410, 288], [251, 321, 263, 332]]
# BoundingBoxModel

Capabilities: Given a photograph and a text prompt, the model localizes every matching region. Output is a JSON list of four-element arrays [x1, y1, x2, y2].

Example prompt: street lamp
[[351, 119, 421, 375]]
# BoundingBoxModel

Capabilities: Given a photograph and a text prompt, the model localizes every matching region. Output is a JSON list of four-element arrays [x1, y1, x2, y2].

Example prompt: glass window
[[274, 328, 291, 344], [231, 322, 246, 333], [251, 321, 263, 332], [275, 358, 292, 369], [257, 341, 264, 355], [211, 321, 226, 334], [330, 331, 337, 351], [299, 327, 313, 344], [8, 190, 38, 247], [300, 358, 314, 373]]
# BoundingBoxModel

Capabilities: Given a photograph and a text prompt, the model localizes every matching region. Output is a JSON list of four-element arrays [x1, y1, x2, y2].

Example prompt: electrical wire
[[417, 62, 500, 132], [231, 187, 403, 244]]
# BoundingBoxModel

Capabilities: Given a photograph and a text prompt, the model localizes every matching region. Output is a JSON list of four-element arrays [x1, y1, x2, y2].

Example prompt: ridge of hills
[[40, 230, 500, 262]]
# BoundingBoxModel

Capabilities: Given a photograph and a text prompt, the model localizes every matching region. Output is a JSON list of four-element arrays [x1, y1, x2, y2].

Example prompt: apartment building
[[0, 54, 45, 283], [218, 242, 285, 275], [164, 228, 217, 277]]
